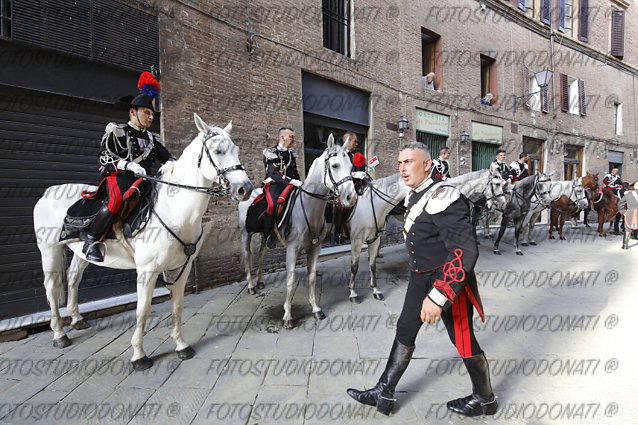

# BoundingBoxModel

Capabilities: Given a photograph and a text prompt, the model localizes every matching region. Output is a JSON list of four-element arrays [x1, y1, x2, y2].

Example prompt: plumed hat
[[117, 72, 161, 112]]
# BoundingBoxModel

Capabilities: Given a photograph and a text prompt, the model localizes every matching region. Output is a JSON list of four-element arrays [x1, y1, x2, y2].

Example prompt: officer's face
[[280, 131, 295, 149], [439, 150, 450, 160], [496, 152, 505, 162], [130, 107, 154, 129], [398, 148, 431, 188]]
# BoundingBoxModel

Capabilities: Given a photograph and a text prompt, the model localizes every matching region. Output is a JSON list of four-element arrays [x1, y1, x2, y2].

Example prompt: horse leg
[[597, 211, 605, 236], [493, 216, 507, 255], [306, 243, 325, 321], [242, 231, 257, 295], [367, 237, 384, 301], [255, 235, 267, 290], [348, 239, 363, 303], [167, 263, 195, 360], [282, 246, 299, 329], [559, 212, 567, 240], [67, 254, 90, 330], [42, 246, 71, 348], [583, 207, 591, 228], [130, 270, 159, 370], [549, 210, 556, 239], [514, 216, 524, 255]]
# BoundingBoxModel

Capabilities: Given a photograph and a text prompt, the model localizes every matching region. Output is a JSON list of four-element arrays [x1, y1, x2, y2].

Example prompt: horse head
[[582, 172, 599, 189], [535, 172, 554, 205], [572, 178, 588, 210], [193, 113, 253, 201], [320, 134, 357, 207]]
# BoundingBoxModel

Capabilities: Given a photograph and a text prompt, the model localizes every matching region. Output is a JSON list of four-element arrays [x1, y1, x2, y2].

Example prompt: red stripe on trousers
[[452, 290, 472, 357], [106, 176, 122, 213]]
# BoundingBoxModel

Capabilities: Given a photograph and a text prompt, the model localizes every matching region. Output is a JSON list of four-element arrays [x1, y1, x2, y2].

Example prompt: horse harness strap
[[197, 130, 246, 189], [299, 189, 322, 246], [151, 210, 203, 285], [364, 183, 404, 244]]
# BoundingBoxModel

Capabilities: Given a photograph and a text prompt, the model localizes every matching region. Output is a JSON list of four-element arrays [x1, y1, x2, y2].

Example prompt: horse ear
[[327, 133, 334, 149], [194, 113, 209, 134], [223, 120, 232, 134]]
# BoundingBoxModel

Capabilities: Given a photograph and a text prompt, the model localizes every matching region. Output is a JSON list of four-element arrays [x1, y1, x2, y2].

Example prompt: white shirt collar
[[413, 177, 434, 193], [128, 121, 145, 132], [277, 143, 288, 151]]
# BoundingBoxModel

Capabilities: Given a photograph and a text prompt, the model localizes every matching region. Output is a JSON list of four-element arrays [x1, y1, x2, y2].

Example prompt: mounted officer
[[489, 149, 510, 181], [429, 146, 451, 181], [602, 168, 622, 197], [83, 72, 175, 262], [509, 152, 529, 182], [261, 127, 302, 247]]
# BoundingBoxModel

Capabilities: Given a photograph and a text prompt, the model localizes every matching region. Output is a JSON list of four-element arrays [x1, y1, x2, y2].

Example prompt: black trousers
[[396, 270, 482, 358]]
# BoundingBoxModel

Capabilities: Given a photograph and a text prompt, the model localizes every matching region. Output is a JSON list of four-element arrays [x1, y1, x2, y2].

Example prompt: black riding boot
[[622, 230, 630, 249], [346, 338, 414, 415], [82, 205, 114, 262], [447, 352, 498, 417]]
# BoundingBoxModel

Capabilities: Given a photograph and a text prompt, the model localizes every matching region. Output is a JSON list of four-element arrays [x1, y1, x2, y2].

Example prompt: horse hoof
[[521, 242, 529, 246], [314, 311, 326, 321], [247, 287, 257, 295], [349, 296, 361, 304], [282, 320, 294, 329], [177, 346, 195, 360], [549, 236, 555, 240], [516, 251, 524, 256], [131, 356, 154, 371], [585, 224, 590, 228], [560, 236, 566, 240], [493, 250, 501, 255], [373, 293, 385, 301], [529, 242, 537, 246], [53, 335, 71, 348], [72, 319, 90, 330], [256, 281, 265, 289]]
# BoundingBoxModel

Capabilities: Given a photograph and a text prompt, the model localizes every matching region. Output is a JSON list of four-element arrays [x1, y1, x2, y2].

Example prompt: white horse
[[346, 173, 409, 303], [238, 134, 357, 328], [521, 178, 587, 245], [447, 169, 508, 237], [33, 114, 253, 370]]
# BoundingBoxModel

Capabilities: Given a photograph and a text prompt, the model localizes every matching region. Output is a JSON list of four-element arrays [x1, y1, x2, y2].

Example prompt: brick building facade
[[1, 0, 636, 319]]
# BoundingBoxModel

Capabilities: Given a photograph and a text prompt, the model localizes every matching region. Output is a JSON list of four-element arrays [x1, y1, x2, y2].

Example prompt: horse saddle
[[61, 180, 154, 241], [246, 184, 297, 239]]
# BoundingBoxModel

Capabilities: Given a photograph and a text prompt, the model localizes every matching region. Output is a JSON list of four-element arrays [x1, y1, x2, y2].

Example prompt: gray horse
[[346, 173, 409, 303], [493, 173, 553, 255], [238, 134, 357, 328]]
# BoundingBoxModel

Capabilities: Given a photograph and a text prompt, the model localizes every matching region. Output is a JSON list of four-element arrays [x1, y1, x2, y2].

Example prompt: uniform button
[[413, 260, 416, 263], [411, 251, 414, 254], [410, 242, 414, 245], [411, 232, 415, 236]]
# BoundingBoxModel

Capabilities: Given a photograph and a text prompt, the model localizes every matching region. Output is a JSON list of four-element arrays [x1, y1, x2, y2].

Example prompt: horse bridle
[[197, 130, 246, 190], [533, 174, 552, 205], [483, 176, 506, 212], [323, 150, 353, 198]]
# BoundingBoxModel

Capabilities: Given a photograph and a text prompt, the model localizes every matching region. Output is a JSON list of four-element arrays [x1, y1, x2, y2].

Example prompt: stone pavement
[[0, 226, 636, 425]]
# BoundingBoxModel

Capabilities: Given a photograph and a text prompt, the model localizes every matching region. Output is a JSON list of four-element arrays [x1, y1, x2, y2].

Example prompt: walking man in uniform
[[346, 142, 497, 417]]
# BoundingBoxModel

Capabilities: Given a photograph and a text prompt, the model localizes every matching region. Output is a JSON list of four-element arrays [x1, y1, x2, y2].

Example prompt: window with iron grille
[[0, 0, 10, 38], [323, 0, 351, 56], [9, 0, 158, 71]]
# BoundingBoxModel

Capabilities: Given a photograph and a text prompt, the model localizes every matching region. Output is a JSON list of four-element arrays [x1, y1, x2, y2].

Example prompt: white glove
[[289, 179, 303, 187], [351, 171, 367, 179], [127, 162, 147, 176]]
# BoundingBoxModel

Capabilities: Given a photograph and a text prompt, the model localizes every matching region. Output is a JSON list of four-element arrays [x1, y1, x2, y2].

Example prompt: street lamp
[[398, 116, 408, 138], [460, 130, 469, 143], [512, 69, 553, 115]]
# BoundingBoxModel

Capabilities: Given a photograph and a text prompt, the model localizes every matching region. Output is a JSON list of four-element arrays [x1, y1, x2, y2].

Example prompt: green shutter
[[472, 142, 499, 171], [416, 131, 448, 158]]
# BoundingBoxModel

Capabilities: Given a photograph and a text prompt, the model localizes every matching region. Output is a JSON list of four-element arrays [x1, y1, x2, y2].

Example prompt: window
[[323, 0, 351, 56], [421, 28, 441, 90], [560, 73, 586, 116], [523, 137, 544, 174], [610, 9, 625, 59], [614, 103, 623, 135], [564, 145, 583, 180], [518, 0, 534, 18], [480, 54, 497, 105], [540, 0, 550, 24], [0, 0, 10, 38], [564, 0, 573, 34], [528, 73, 541, 111]]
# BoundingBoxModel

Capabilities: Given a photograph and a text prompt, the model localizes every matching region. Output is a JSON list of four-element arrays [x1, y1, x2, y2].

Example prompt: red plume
[[137, 72, 160, 97], [352, 152, 366, 167]]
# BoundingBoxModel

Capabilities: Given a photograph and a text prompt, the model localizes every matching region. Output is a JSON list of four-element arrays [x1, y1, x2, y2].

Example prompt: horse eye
[[331, 163, 339, 169], [214, 149, 222, 155]]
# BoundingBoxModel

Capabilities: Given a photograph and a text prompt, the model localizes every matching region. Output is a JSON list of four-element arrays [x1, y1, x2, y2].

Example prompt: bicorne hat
[[117, 72, 161, 112]]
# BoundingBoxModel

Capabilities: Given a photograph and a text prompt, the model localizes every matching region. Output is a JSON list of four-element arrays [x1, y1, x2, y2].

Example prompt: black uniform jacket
[[99, 122, 173, 175], [403, 178, 485, 320], [262, 145, 300, 185]]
